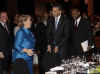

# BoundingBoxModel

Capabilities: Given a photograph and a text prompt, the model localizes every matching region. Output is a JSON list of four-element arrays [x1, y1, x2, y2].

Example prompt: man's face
[[71, 9, 80, 19], [52, 7, 61, 17], [0, 12, 8, 23]]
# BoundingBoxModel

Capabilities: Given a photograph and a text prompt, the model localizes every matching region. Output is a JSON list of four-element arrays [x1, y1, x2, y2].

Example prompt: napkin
[[50, 66, 64, 71], [81, 40, 88, 52], [45, 72, 57, 74]]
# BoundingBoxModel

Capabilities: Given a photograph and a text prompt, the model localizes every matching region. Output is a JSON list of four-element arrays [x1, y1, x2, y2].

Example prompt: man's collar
[[55, 15, 61, 19], [77, 16, 81, 22], [0, 21, 6, 27]]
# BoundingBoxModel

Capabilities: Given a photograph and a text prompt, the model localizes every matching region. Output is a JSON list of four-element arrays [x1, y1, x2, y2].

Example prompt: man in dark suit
[[70, 8, 93, 56], [47, 4, 71, 59], [41, 4, 71, 73], [0, 11, 11, 74]]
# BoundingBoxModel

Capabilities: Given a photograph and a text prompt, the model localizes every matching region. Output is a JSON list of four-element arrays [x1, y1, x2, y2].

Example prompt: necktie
[[55, 18, 58, 30], [74, 20, 78, 32], [4, 24, 9, 33]]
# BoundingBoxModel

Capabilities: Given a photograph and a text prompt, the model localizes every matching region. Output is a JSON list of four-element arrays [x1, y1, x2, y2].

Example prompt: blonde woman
[[13, 15, 36, 74]]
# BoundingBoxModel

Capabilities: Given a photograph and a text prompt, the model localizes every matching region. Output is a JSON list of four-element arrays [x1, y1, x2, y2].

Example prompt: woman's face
[[24, 17, 32, 28]]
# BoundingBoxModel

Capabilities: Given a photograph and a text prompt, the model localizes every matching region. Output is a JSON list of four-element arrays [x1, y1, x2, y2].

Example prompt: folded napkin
[[50, 66, 64, 71]]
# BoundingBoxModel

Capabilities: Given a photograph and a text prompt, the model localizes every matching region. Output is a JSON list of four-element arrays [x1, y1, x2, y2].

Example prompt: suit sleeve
[[14, 30, 24, 52], [0, 27, 5, 51]]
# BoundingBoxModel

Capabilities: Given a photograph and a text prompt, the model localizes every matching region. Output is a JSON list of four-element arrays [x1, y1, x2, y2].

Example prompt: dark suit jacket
[[47, 15, 71, 58], [35, 22, 47, 54], [0, 23, 11, 61], [70, 17, 93, 56]]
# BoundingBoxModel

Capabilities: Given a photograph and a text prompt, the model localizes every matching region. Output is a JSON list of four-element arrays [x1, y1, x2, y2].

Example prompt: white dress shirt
[[75, 16, 81, 27], [55, 15, 61, 30], [0, 21, 9, 33], [0, 21, 5, 27]]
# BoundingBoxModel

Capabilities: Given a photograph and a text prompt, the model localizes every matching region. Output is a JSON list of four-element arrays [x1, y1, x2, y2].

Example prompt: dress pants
[[0, 63, 3, 74], [26, 60, 34, 74], [0, 61, 9, 74]]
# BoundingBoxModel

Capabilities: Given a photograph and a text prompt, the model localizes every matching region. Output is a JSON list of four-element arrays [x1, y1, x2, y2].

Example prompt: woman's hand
[[23, 48, 28, 53], [27, 49, 34, 56], [22, 48, 34, 56]]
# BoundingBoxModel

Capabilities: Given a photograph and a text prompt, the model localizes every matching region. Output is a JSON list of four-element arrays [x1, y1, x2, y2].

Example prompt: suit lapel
[[0, 23, 9, 34], [78, 18, 83, 31], [0, 23, 4, 29]]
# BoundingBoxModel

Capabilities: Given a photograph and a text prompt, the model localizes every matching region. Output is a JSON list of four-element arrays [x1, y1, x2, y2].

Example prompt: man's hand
[[47, 45, 51, 53], [0, 52, 5, 59], [54, 46, 59, 53]]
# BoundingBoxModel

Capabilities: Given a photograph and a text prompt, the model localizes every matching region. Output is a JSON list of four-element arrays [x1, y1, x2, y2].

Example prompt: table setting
[[45, 53, 100, 74]]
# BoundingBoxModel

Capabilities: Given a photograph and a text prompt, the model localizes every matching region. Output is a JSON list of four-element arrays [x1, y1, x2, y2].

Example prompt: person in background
[[12, 15, 36, 74], [13, 14, 20, 26], [14, 15, 23, 36], [10, 14, 20, 35], [82, 12, 89, 20], [93, 21, 100, 36], [10, 14, 21, 49], [35, 12, 48, 74], [0, 11, 12, 74], [70, 7, 93, 56], [42, 12, 49, 27]]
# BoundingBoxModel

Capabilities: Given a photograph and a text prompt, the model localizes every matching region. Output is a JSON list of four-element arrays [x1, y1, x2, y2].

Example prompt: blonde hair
[[18, 15, 31, 27]]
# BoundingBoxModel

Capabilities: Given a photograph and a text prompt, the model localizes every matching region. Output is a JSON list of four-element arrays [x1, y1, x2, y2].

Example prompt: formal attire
[[12, 27, 36, 74], [31, 22, 47, 74], [34, 22, 47, 55], [70, 16, 93, 56], [41, 15, 71, 73], [47, 15, 71, 59], [0, 21, 11, 74]]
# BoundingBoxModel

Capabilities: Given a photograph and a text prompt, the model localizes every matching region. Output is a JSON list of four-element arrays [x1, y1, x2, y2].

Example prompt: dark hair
[[0, 11, 7, 16], [71, 7, 80, 12], [52, 4, 62, 10]]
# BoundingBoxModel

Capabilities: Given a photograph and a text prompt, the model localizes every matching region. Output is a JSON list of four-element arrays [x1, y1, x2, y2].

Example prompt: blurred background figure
[[14, 15, 23, 36], [82, 12, 90, 20], [93, 21, 100, 36], [70, 7, 93, 56], [32, 12, 49, 74], [10, 14, 20, 35]]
